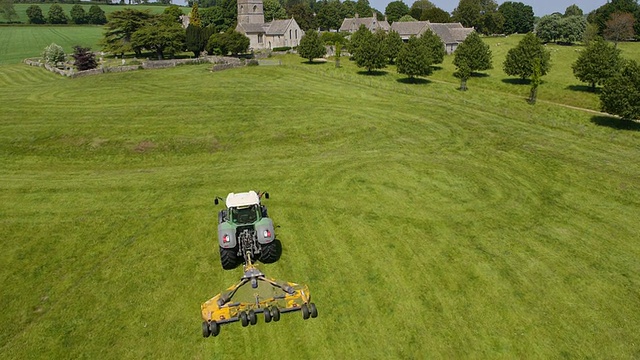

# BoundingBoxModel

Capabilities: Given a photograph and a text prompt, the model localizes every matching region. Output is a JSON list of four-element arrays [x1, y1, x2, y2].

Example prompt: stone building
[[235, 0, 304, 50]]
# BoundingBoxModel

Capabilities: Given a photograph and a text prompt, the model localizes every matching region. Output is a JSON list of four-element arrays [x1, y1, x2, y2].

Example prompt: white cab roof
[[225, 191, 260, 208]]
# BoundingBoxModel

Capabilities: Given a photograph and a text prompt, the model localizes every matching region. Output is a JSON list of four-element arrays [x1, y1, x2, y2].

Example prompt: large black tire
[[219, 247, 238, 270], [309, 303, 318, 318], [264, 308, 272, 323], [259, 242, 278, 264]]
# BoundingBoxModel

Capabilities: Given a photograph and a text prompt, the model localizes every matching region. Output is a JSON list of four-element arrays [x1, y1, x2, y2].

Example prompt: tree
[[503, 33, 551, 79], [70, 4, 86, 24], [478, 10, 504, 35], [601, 59, 640, 120], [528, 58, 542, 104], [26, 5, 45, 24], [348, 24, 369, 54], [316, 0, 342, 30], [47, 4, 68, 24], [419, 29, 444, 65], [421, 7, 450, 23], [42, 43, 65, 65], [583, 23, 600, 45], [588, 0, 640, 39], [537, 13, 585, 44], [264, 0, 287, 21], [564, 4, 583, 17], [384, 29, 403, 64], [289, 2, 315, 31], [130, 15, 185, 60], [355, 0, 372, 17], [408, 0, 434, 21], [189, 2, 201, 27], [452, 0, 481, 28], [396, 35, 431, 80], [0, 0, 18, 23], [498, 1, 534, 34], [604, 12, 636, 46], [87, 5, 107, 25], [385, 1, 409, 23], [298, 29, 326, 62], [453, 32, 492, 74], [71, 45, 97, 71], [101, 9, 153, 56], [454, 62, 471, 90], [353, 27, 386, 73], [185, 24, 215, 57], [206, 29, 250, 55], [572, 37, 623, 91], [397, 14, 417, 22], [163, 5, 183, 24], [201, 6, 227, 32]]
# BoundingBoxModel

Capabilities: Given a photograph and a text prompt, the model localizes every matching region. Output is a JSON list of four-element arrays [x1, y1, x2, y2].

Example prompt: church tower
[[237, 0, 265, 25]]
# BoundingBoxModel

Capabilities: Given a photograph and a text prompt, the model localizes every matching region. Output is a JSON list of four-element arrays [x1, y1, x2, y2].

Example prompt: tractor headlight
[[263, 230, 271, 238]]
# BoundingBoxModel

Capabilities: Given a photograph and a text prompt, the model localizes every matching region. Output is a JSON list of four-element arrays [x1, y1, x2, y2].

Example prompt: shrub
[[42, 43, 66, 65]]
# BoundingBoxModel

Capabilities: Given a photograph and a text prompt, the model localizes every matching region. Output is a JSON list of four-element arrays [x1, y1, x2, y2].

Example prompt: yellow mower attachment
[[201, 255, 318, 337]]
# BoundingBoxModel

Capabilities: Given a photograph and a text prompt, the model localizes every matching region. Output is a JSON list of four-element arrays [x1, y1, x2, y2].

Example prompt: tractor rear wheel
[[248, 310, 257, 325], [259, 242, 278, 263], [239, 312, 249, 327], [219, 247, 238, 270], [209, 321, 220, 337], [301, 304, 310, 320], [202, 322, 211, 337], [309, 303, 318, 318]]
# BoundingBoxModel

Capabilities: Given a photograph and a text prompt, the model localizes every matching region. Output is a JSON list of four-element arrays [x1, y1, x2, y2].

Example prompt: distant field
[[7, 4, 187, 24], [0, 26, 104, 65], [0, 55, 639, 358]]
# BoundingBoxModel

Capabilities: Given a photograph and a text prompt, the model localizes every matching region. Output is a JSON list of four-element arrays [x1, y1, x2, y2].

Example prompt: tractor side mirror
[[214, 198, 219, 205], [264, 192, 269, 199]]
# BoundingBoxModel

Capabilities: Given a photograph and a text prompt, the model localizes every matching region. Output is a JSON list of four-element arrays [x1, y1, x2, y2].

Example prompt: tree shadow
[[431, 65, 443, 71], [471, 72, 490, 78], [396, 77, 431, 85], [591, 116, 640, 131], [566, 85, 599, 93], [502, 78, 530, 85], [357, 70, 388, 76], [302, 60, 327, 65]]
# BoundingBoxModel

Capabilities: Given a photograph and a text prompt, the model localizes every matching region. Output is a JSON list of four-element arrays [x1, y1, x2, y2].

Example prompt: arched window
[[295, 29, 298, 39], [253, 5, 257, 12], [289, 29, 292, 39], [240, 5, 243, 12]]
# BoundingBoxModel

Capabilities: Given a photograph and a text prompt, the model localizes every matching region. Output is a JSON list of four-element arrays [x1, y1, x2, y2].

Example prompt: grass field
[[7, 4, 185, 24], [0, 26, 104, 65], [1, 50, 639, 358]]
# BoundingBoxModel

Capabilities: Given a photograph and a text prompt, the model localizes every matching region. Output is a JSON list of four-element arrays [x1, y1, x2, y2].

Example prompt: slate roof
[[266, 19, 293, 35], [237, 22, 267, 34], [389, 21, 474, 44], [339, 14, 391, 33]]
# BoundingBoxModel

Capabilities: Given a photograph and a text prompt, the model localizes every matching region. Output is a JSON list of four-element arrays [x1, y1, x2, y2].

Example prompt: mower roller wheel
[[209, 321, 220, 337], [264, 308, 272, 323], [309, 303, 318, 318], [249, 310, 257, 325], [202, 322, 211, 338], [301, 304, 310, 320], [239, 311, 249, 327], [271, 307, 280, 322]]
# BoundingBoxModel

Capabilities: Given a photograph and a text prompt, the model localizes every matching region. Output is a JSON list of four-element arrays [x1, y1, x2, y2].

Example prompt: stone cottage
[[390, 21, 474, 54]]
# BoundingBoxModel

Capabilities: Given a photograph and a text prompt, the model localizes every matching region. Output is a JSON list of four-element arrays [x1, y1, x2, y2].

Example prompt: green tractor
[[215, 191, 278, 270]]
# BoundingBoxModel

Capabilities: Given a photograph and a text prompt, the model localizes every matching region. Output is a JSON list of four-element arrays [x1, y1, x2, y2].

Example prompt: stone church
[[235, 0, 304, 50]]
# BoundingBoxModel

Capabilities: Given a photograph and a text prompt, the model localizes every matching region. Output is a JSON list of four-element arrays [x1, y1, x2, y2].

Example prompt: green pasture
[[7, 4, 185, 24], [0, 53, 639, 358], [0, 26, 104, 65]]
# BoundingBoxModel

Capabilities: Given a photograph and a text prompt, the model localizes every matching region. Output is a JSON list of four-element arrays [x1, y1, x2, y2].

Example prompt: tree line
[[23, 4, 107, 24]]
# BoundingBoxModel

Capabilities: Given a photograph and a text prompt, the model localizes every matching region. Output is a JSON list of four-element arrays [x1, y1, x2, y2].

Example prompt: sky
[[369, 0, 606, 16]]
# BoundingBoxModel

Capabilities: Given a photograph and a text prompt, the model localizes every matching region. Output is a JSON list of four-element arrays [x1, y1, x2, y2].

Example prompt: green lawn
[[0, 56, 639, 358], [0, 26, 104, 65]]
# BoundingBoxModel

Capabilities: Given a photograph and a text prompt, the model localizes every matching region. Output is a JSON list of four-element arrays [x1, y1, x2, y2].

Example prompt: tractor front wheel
[[301, 304, 310, 320], [219, 247, 238, 270], [309, 303, 318, 318]]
